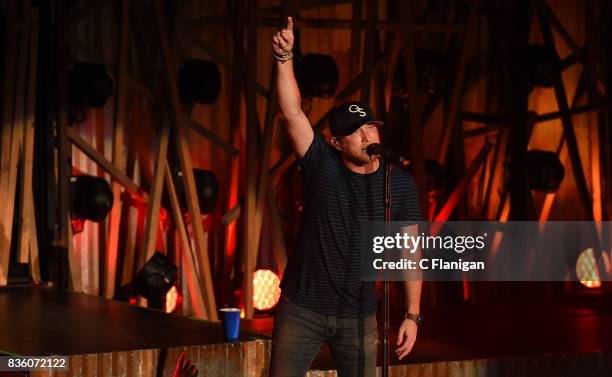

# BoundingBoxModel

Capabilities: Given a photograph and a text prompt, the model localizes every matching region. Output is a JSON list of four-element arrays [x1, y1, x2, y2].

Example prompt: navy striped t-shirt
[[280, 134, 421, 318]]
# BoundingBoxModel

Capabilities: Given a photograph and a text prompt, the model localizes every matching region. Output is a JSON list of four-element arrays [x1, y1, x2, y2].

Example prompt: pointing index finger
[[287, 16, 293, 31]]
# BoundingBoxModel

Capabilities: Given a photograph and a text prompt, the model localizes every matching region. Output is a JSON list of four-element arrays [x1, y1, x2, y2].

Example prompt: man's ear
[[330, 136, 342, 151]]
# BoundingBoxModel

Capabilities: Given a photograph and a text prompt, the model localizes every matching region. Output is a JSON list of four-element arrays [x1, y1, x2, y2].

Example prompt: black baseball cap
[[329, 101, 384, 137]]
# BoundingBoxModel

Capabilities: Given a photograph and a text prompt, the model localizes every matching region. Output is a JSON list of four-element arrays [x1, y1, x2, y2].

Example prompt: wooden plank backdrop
[[0, 0, 610, 317]]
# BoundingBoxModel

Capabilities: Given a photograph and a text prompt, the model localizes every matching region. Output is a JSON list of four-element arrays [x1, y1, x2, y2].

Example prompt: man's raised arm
[[272, 17, 313, 159]]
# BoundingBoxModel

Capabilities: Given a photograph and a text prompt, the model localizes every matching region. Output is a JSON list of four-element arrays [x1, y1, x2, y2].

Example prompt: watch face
[[415, 314, 423, 326]]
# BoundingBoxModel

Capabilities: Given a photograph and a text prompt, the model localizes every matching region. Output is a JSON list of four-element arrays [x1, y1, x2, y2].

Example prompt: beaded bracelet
[[273, 50, 293, 63]]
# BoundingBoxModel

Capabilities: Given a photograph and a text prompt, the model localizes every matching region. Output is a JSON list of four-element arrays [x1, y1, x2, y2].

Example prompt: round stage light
[[576, 248, 601, 288], [165, 285, 182, 313], [527, 44, 562, 88], [173, 169, 219, 214], [294, 53, 339, 99], [69, 62, 113, 108], [253, 269, 281, 311], [526, 150, 564, 193], [70, 175, 114, 222], [178, 59, 221, 104]]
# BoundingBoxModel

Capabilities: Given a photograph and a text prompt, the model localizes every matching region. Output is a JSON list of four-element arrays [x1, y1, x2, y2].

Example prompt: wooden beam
[[120, 202, 141, 286], [1, 1, 30, 284], [349, 0, 363, 86], [536, 0, 583, 65], [221, 203, 241, 225], [188, 15, 465, 32], [244, 0, 258, 319], [183, 117, 239, 156], [437, 0, 479, 164], [537, 65, 589, 223], [434, 142, 493, 223], [66, 127, 147, 199], [261, 17, 466, 32], [481, 127, 510, 220], [384, 33, 402, 113], [28, 200, 41, 283], [400, 0, 428, 218], [462, 103, 611, 138], [538, 10, 593, 220], [535, 102, 609, 123], [18, 6, 40, 267], [164, 161, 207, 319], [584, 0, 604, 225], [152, 0, 218, 321], [67, 215, 83, 292], [186, 0, 352, 26], [104, 0, 131, 299], [0, 0, 18, 285], [360, 0, 377, 102], [55, 0, 72, 256], [141, 121, 170, 262]]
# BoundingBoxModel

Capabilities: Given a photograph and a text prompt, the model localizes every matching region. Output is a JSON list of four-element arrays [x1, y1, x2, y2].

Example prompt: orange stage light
[[253, 269, 281, 311], [165, 285, 182, 313], [576, 248, 601, 289]]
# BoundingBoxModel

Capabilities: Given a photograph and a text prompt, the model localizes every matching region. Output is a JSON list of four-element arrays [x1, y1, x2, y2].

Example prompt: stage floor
[[2, 286, 612, 372], [242, 295, 612, 370], [0, 286, 263, 356]]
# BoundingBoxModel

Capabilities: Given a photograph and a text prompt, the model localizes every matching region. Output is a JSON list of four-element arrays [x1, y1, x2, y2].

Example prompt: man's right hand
[[272, 17, 294, 55], [272, 16, 313, 159]]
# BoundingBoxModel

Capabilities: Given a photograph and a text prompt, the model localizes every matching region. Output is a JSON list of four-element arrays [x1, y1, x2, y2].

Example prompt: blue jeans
[[269, 296, 378, 377]]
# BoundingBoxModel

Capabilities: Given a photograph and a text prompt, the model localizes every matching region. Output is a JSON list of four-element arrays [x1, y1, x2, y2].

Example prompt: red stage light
[[165, 285, 182, 313], [253, 269, 281, 310], [576, 248, 601, 289]]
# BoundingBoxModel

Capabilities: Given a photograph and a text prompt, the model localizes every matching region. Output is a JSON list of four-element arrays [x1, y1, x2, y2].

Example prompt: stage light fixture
[[134, 252, 179, 310], [527, 44, 562, 88], [70, 175, 114, 222], [253, 269, 281, 311], [576, 248, 601, 289], [178, 59, 221, 105], [526, 150, 564, 193], [165, 285, 182, 313], [294, 53, 339, 99], [175, 169, 219, 214], [69, 62, 113, 108], [395, 49, 447, 95]]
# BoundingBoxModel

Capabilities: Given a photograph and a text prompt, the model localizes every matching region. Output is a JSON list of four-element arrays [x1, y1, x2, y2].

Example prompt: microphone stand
[[382, 157, 391, 377], [366, 144, 402, 377]]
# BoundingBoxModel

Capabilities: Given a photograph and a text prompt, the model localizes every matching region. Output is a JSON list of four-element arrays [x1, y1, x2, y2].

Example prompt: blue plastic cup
[[220, 308, 241, 341]]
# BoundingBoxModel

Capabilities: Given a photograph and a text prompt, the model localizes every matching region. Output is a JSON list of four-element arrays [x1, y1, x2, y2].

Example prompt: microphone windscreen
[[366, 143, 384, 157]]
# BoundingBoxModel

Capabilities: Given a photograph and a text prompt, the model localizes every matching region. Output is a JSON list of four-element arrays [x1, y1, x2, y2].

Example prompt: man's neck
[[342, 157, 380, 174]]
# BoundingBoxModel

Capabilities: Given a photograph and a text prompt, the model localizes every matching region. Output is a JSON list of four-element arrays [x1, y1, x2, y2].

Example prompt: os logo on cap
[[348, 104, 366, 117], [330, 101, 384, 137]]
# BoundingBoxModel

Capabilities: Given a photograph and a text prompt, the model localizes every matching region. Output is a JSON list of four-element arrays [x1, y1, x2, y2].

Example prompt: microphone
[[365, 143, 409, 167]]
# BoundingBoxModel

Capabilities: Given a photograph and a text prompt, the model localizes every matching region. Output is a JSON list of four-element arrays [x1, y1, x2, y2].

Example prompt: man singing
[[270, 17, 423, 377]]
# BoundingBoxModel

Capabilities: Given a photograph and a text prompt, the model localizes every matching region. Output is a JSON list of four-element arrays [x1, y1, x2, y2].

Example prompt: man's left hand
[[395, 319, 418, 360]]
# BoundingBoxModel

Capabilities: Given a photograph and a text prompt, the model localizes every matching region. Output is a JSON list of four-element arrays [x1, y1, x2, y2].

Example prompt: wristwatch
[[404, 312, 423, 326]]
